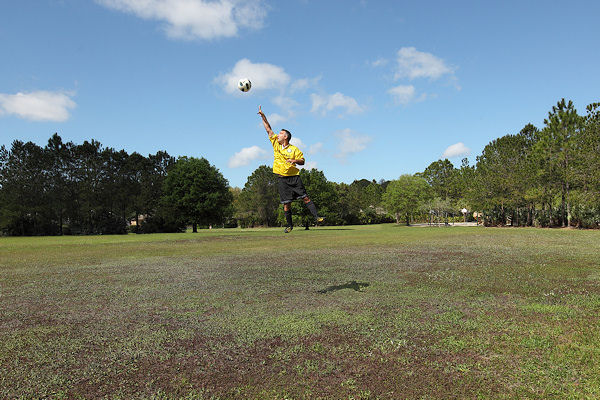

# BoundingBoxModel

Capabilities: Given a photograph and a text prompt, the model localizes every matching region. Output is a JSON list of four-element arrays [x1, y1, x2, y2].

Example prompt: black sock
[[284, 210, 293, 227], [305, 201, 319, 219]]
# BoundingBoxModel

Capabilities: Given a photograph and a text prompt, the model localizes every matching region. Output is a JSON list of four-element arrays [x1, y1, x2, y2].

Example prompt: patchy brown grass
[[2, 226, 600, 399], [67, 327, 502, 399]]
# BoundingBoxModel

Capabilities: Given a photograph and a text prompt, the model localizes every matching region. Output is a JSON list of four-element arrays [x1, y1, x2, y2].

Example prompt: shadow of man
[[318, 281, 370, 294]]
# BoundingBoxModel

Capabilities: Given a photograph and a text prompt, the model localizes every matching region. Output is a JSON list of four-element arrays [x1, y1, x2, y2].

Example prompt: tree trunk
[[89, 208, 93, 234], [566, 153, 571, 227], [192, 223, 197, 233], [566, 183, 571, 227], [405, 213, 410, 226], [561, 184, 566, 227]]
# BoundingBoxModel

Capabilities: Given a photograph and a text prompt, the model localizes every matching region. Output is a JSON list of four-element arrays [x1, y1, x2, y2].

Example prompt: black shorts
[[277, 175, 308, 204]]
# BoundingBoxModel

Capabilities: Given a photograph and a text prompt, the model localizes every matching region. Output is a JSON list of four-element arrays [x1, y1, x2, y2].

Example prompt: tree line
[[1, 98, 598, 235], [382, 99, 600, 228], [0, 134, 177, 235], [469, 98, 600, 228]]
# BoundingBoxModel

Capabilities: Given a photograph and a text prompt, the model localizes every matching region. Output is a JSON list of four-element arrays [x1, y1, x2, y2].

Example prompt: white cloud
[[228, 145, 267, 168], [272, 95, 298, 110], [0, 91, 76, 122], [289, 136, 305, 150], [289, 137, 318, 170], [299, 160, 318, 170], [262, 96, 298, 125], [394, 47, 454, 80], [442, 142, 470, 158], [308, 142, 323, 155], [387, 85, 420, 105], [273, 96, 298, 121], [96, 0, 267, 40], [216, 58, 290, 94], [334, 129, 372, 162], [266, 113, 287, 126], [310, 92, 364, 117], [370, 58, 388, 67], [290, 76, 320, 93]]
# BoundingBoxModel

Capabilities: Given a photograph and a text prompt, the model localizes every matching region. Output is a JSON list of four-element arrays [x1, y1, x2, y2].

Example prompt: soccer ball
[[238, 78, 251, 92]]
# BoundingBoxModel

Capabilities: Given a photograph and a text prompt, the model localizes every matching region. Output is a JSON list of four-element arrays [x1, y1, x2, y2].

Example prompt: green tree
[[422, 159, 459, 200], [289, 168, 338, 229], [333, 179, 386, 225], [517, 124, 541, 226], [235, 165, 279, 227], [580, 103, 600, 201], [0, 140, 48, 235], [1, 134, 178, 235], [356, 180, 388, 224], [364, 180, 384, 206], [334, 182, 361, 225], [424, 197, 455, 225], [535, 99, 582, 226], [136, 151, 176, 232], [162, 157, 233, 232], [456, 158, 476, 216], [100, 147, 130, 234], [471, 132, 533, 225], [72, 140, 104, 234], [569, 102, 600, 227], [382, 174, 431, 225], [44, 134, 73, 235], [125, 152, 148, 228]]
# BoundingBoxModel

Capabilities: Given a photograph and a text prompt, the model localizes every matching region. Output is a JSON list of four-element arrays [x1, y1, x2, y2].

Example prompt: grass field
[[2, 224, 600, 399]]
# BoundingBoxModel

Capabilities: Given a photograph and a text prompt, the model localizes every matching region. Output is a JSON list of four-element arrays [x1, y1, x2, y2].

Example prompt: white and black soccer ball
[[238, 78, 251, 92]]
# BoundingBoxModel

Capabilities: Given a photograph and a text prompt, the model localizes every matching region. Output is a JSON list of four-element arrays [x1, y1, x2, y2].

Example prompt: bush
[[136, 213, 186, 233]]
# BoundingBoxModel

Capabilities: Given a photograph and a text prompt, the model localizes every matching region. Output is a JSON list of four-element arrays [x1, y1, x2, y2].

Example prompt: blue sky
[[1, 0, 599, 188]]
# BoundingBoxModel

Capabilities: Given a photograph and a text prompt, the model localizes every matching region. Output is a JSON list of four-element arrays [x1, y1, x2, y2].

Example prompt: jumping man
[[258, 105, 323, 233]]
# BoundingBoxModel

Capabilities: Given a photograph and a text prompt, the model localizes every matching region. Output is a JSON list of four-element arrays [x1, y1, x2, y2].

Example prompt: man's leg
[[302, 197, 324, 223], [284, 202, 293, 233], [279, 176, 294, 233]]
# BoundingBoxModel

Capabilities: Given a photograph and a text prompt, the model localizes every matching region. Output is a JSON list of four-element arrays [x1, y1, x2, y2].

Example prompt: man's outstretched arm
[[286, 158, 305, 166], [258, 105, 274, 138]]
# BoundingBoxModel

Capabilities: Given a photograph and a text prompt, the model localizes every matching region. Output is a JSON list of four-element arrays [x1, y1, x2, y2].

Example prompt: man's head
[[277, 129, 292, 145]]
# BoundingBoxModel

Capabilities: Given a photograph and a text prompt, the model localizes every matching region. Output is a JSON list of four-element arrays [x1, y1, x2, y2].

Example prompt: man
[[258, 105, 323, 233]]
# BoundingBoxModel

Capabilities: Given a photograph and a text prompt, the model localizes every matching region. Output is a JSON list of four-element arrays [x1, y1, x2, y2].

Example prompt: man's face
[[277, 130, 288, 144]]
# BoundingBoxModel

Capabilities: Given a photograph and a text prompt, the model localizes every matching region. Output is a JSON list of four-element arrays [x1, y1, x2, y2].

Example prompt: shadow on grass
[[318, 280, 370, 294]]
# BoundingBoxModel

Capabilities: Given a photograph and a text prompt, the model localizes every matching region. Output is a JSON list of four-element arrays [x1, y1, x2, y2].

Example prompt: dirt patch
[[67, 327, 502, 399]]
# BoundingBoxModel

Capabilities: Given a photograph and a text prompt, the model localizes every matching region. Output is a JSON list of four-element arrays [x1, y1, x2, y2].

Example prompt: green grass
[[1, 224, 600, 399]]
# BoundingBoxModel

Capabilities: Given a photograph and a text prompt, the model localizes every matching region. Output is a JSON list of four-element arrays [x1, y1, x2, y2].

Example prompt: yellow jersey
[[269, 134, 303, 176]]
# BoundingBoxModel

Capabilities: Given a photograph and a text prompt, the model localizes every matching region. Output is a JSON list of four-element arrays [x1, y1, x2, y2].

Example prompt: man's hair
[[281, 129, 292, 142]]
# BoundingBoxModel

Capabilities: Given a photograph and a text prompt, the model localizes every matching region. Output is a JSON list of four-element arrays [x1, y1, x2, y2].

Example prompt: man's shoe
[[284, 226, 293, 233]]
